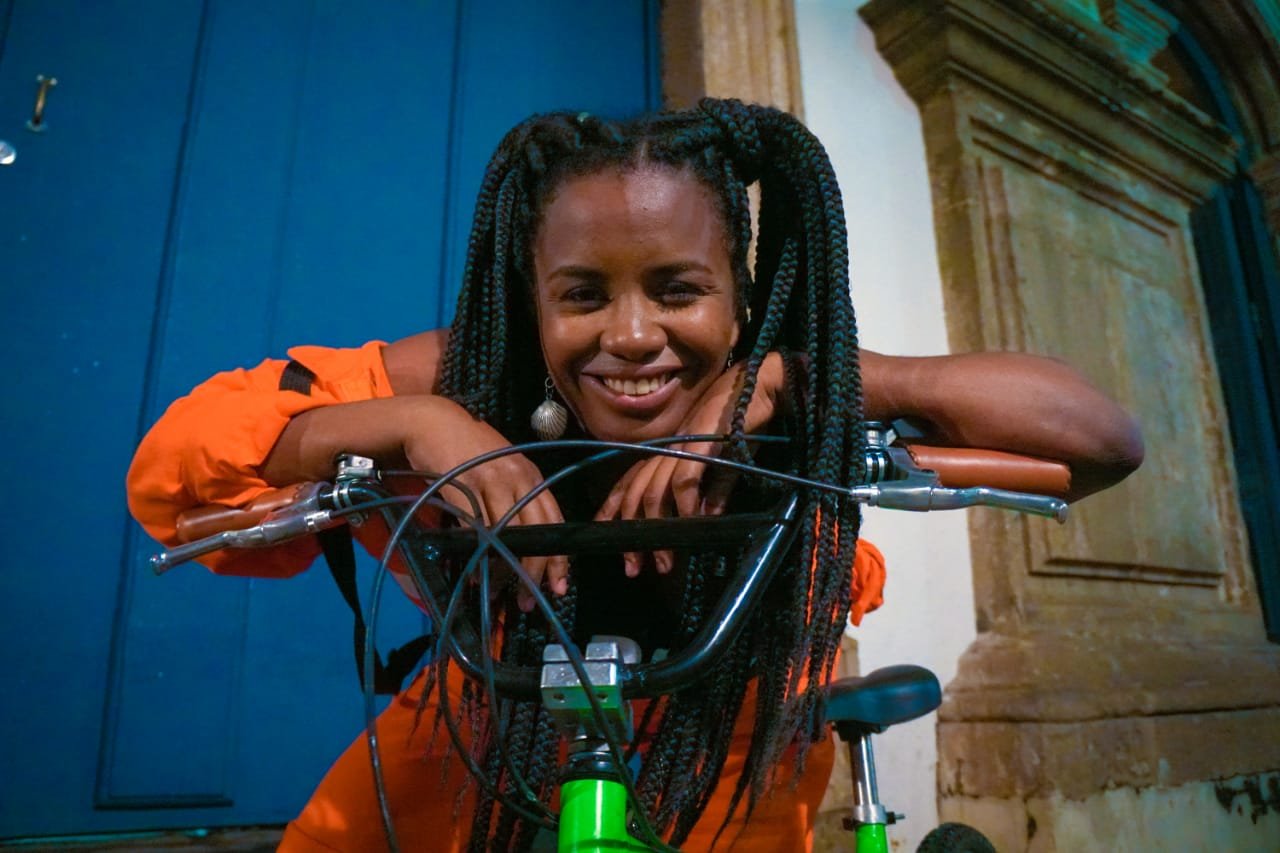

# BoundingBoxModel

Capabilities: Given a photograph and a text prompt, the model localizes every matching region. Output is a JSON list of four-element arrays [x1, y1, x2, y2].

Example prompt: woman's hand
[[263, 395, 567, 611], [594, 352, 787, 576]]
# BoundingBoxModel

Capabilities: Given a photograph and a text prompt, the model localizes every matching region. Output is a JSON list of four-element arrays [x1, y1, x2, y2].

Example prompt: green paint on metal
[[855, 821, 889, 853], [558, 778, 651, 852]]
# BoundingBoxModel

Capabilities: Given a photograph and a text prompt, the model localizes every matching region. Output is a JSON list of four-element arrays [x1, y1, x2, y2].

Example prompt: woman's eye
[[563, 285, 607, 305], [658, 282, 703, 305]]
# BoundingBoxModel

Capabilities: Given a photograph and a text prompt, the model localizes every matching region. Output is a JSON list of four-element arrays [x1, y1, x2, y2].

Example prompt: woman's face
[[532, 167, 740, 443]]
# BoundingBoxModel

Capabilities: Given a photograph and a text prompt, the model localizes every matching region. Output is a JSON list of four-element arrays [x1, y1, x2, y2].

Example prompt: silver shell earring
[[530, 376, 568, 441]]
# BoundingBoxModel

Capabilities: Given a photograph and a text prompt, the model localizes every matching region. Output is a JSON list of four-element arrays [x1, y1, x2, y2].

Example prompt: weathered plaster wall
[[856, 0, 1280, 849], [795, 2, 973, 850], [662, 2, 1280, 850]]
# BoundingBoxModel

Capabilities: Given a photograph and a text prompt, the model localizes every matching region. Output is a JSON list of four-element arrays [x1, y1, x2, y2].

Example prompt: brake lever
[[848, 479, 1068, 522], [150, 482, 340, 574], [855, 427, 1069, 524]]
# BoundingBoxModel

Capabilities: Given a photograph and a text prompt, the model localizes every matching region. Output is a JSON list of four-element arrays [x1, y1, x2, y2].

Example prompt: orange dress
[[126, 342, 887, 851]]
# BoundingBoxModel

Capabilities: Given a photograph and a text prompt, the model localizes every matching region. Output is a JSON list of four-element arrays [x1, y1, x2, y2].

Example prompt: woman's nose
[[600, 296, 666, 360]]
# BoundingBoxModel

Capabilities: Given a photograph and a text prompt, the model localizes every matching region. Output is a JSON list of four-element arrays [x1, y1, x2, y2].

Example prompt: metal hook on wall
[[26, 74, 58, 132]]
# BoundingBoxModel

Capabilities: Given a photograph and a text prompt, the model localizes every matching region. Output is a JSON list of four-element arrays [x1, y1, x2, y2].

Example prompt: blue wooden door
[[0, 0, 657, 839]]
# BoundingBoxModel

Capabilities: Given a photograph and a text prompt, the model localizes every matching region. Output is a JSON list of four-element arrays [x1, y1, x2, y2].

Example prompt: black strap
[[279, 360, 317, 395], [316, 524, 432, 695], [279, 360, 430, 695]]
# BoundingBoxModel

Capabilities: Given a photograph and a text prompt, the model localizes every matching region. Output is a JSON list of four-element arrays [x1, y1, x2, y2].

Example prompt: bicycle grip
[[176, 482, 322, 543], [899, 444, 1071, 498]]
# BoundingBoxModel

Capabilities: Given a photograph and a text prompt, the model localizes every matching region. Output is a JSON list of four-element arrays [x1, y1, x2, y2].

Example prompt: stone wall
[[663, 1, 1280, 848], [859, 0, 1280, 848]]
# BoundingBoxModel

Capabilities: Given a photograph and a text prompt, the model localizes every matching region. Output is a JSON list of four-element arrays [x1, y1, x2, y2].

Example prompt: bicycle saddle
[[823, 664, 941, 735]]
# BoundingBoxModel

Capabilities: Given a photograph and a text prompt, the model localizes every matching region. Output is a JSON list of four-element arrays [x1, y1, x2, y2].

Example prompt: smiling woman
[[126, 99, 1141, 852], [534, 167, 740, 443]]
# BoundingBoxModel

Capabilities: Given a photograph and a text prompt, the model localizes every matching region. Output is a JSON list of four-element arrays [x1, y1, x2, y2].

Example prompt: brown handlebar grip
[[901, 445, 1071, 498], [175, 483, 320, 543]]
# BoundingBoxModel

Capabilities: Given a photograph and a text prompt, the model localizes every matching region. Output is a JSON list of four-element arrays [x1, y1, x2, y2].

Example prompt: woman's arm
[[257, 328, 450, 483], [258, 331, 569, 609], [379, 327, 450, 395], [125, 341, 396, 576], [860, 349, 1144, 500], [127, 330, 567, 602]]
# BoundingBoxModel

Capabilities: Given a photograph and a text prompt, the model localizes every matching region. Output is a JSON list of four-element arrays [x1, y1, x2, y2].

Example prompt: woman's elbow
[[1069, 411, 1145, 500]]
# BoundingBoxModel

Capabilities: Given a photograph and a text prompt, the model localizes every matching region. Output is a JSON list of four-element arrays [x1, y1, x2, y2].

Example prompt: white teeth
[[602, 374, 669, 396]]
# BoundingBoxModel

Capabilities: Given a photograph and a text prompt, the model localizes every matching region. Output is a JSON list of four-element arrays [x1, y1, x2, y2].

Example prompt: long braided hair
[[435, 98, 865, 848]]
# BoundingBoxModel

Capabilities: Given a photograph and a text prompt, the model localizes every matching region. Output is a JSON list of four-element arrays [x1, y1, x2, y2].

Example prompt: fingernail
[[624, 556, 639, 578], [657, 553, 671, 574], [519, 593, 534, 613], [554, 577, 568, 595]]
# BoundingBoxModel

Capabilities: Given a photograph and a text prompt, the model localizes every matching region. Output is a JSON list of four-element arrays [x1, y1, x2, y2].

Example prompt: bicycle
[[152, 423, 1070, 852]]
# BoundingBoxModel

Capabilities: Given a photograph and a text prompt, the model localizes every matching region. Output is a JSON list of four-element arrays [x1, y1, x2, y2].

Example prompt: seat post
[[839, 725, 888, 827]]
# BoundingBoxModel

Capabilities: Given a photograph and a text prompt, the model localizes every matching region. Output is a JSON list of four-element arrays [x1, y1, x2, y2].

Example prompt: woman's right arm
[[127, 329, 566, 603], [258, 329, 448, 482]]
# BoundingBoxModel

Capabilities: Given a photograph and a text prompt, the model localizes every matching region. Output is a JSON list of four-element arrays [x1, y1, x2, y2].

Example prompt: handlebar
[[152, 432, 1070, 574], [148, 432, 1072, 703]]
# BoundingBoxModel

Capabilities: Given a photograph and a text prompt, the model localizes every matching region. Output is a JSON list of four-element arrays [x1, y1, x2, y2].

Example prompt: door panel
[[0, 0, 658, 838], [0, 0, 213, 835], [99, 0, 319, 810], [438, 0, 660, 314]]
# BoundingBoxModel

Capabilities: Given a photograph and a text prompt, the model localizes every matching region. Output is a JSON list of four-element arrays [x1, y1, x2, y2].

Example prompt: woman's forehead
[[556, 167, 713, 216], [534, 168, 730, 267]]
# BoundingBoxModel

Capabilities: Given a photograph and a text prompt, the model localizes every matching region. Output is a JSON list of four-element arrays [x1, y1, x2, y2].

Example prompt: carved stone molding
[[1252, 149, 1280, 239], [1158, 0, 1280, 155], [661, 0, 803, 115], [1097, 0, 1178, 65], [860, 0, 1236, 202], [859, 0, 1280, 841]]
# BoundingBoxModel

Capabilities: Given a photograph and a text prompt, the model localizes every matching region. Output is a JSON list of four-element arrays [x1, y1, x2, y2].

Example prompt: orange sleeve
[[125, 340, 394, 578], [849, 538, 886, 626]]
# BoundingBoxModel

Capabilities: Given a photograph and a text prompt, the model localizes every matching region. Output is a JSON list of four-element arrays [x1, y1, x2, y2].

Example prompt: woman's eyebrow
[[547, 264, 605, 281], [546, 260, 714, 280], [649, 261, 713, 277]]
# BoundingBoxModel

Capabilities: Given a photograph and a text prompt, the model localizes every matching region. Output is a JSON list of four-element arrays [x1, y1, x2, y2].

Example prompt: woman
[[128, 100, 1142, 851]]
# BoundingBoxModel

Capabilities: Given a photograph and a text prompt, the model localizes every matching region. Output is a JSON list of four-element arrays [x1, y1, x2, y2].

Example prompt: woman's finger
[[595, 459, 646, 521], [671, 455, 710, 518], [594, 462, 641, 574], [529, 489, 570, 596], [617, 458, 662, 521], [509, 478, 571, 611], [639, 455, 679, 521], [480, 487, 543, 613], [700, 465, 740, 516], [618, 464, 656, 576]]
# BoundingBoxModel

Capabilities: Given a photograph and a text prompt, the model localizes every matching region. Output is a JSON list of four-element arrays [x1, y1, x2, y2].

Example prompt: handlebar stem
[[542, 637, 639, 745]]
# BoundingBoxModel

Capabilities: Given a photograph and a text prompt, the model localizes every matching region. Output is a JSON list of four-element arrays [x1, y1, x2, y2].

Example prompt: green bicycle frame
[[855, 821, 889, 853], [558, 778, 650, 852], [556, 777, 891, 852]]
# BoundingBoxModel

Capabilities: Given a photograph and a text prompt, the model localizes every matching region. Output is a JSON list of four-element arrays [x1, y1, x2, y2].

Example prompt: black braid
[[431, 98, 864, 847]]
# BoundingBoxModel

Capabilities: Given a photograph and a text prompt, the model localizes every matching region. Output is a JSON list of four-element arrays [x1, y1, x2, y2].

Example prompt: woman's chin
[[580, 415, 687, 445]]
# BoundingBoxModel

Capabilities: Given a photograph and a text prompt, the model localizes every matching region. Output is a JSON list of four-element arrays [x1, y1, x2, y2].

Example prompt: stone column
[[859, 0, 1280, 848], [661, 0, 803, 115]]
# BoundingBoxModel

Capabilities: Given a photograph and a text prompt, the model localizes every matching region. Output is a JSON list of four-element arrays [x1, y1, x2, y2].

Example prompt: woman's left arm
[[861, 349, 1144, 501]]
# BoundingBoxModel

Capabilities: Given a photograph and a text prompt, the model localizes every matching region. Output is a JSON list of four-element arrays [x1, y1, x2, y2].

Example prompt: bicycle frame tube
[[559, 778, 650, 852], [855, 822, 889, 853]]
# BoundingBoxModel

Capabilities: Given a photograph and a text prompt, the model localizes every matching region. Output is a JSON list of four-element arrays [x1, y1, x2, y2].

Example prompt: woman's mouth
[[581, 370, 683, 417], [599, 373, 672, 397]]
